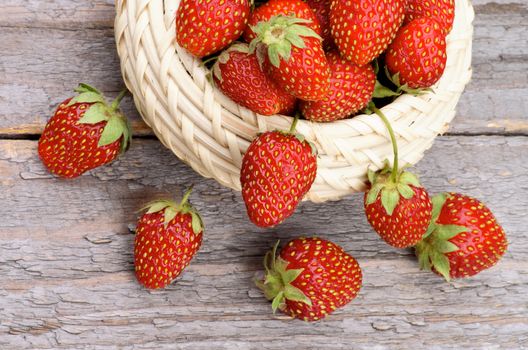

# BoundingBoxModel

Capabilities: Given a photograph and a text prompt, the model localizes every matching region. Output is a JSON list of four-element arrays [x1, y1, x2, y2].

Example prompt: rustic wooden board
[[0, 0, 527, 136], [1, 136, 527, 349], [1, 0, 527, 348]]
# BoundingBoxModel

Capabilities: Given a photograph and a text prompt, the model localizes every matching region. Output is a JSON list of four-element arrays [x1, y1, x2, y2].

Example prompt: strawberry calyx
[[140, 186, 204, 233], [384, 66, 431, 96], [364, 102, 423, 215], [68, 83, 132, 153], [415, 193, 467, 281], [365, 165, 422, 216], [249, 15, 322, 67], [371, 60, 401, 99], [372, 80, 401, 99], [255, 241, 312, 313], [261, 114, 317, 156]]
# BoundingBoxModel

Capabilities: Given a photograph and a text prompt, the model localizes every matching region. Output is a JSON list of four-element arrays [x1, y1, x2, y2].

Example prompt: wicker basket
[[114, 0, 474, 202]]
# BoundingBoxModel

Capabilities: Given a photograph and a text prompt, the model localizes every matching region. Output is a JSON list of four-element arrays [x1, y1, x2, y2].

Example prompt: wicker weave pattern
[[114, 0, 474, 202]]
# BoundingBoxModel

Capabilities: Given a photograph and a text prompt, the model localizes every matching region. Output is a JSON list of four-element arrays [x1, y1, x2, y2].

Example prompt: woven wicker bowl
[[114, 0, 474, 202]]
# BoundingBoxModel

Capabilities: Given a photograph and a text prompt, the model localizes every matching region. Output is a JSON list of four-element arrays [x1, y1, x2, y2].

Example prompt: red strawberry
[[365, 176, 433, 248], [386, 17, 447, 89], [257, 237, 362, 322], [241, 118, 317, 227], [303, 0, 335, 50], [251, 15, 331, 101], [363, 104, 433, 248], [213, 43, 296, 116], [134, 187, 204, 289], [300, 51, 375, 122], [176, 0, 250, 58], [243, 0, 322, 43], [330, 0, 406, 66], [415, 193, 508, 281], [405, 0, 455, 35], [38, 84, 131, 178]]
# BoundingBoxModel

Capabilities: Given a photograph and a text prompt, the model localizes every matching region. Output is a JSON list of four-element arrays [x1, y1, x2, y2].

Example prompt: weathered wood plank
[[0, 0, 115, 29], [0, 136, 527, 349], [0, 26, 148, 136], [2, 0, 526, 28], [0, 1, 526, 135]]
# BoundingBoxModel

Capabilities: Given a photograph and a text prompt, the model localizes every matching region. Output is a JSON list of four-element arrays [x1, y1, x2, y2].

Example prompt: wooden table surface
[[1, 1, 527, 349]]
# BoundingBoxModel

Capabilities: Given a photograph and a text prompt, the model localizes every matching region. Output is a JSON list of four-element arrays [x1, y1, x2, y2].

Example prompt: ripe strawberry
[[303, 0, 335, 50], [250, 15, 330, 101], [176, 0, 250, 58], [300, 51, 375, 122], [241, 118, 317, 227], [363, 104, 433, 248], [134, 187, 204, 289], [415, 193, 508, 281], [386, 17, 447, 89], [365, 173, 433, 248], [330, 0, 406, 66], [38, 84, 131, 178], [243, 0, 322, 43], [213, 43, 296, 116], [256, 237, 362, 322], [405, 0, 455, 35]]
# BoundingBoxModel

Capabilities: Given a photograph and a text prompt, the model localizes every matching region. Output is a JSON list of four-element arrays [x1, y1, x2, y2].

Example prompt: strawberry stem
[[289, 114, 300, 134], [201, 56, 219, 66], [271, 240, 280, 270], [179, 185, 194, 207], [370, 103, 399, 183], [110, 89, 128, 111]]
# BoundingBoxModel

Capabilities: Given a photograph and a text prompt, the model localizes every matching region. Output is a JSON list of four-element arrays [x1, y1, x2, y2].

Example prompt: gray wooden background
[[1, 0, 527, 349]]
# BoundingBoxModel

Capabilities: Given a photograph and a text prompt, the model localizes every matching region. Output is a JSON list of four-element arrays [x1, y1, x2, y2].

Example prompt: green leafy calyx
[[249, 15, 321, 68], [255, 241, 312, 313], [384, 66, 431, 96], [366, 165, 422, 216], [372, 80, 401, 99], [141, 186, 204, 233], [69, 83, 132, 153], [414, 193, 467, 281]]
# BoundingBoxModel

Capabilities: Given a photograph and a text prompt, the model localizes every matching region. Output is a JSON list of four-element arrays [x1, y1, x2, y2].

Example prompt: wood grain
[[1, 0, 526, 348], [1, 136, 527, 349], [0, 0, 526, 135]]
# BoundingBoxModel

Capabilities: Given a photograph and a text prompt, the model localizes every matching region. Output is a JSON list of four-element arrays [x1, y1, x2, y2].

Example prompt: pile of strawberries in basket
[[177, 0, 452, 121], [36, 0, 508, 323]]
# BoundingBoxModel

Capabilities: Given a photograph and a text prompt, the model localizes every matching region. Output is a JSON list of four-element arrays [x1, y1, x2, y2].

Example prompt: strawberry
[[415, 193, 508, 281], [250, 15, 331, 101], [330, 0, 406, 66], [213, 43, 296, 116], [176, 0, 250, 58], [303, 0, 335, 50], [300, 51, 375, 122], [243, 0, 322, 44], [241, 117, 317, 227], [405, 0, 455, 35], [386, 17, 447, 89], [256, 237, 362, 322], [134, 187, 204, 289], [38, 84, 131, 178], [363, 104, 433, 248]]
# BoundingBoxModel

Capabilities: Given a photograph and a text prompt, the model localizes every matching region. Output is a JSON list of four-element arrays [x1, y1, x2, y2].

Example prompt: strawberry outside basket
[[114, 0, 474, 202]]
